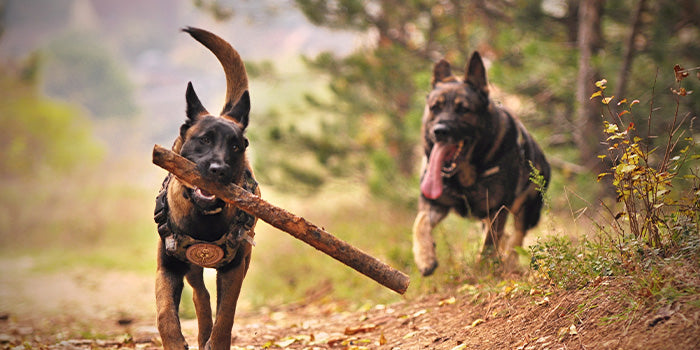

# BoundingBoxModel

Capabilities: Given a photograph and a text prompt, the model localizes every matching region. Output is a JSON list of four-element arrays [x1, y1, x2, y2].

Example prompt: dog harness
[[153, 171, 258, 268]]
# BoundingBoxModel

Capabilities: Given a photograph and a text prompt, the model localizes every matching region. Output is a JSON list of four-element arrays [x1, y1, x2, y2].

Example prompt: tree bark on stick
[[152, 144, 410, 295]]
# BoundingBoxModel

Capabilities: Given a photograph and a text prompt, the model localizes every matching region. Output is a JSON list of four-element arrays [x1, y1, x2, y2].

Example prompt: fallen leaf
[[378, 333, 387, 345], [465, 318, 485, 329], [412, 309, 428, 317], [403, 331, 418, 339], [275, 337, 298, 347], [458, 283, 478, 294], [344, 324, 378, 336], [451, 344, 468, 350], [439, 296, 456, 306], [557, 327, 569, 341], [535, 296, 550, 305], [326, 336, 347, 347], [569, 324, 578, 335]]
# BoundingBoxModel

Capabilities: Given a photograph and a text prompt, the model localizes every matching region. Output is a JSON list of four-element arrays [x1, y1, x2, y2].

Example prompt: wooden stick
[[152, 145, 410, 295]]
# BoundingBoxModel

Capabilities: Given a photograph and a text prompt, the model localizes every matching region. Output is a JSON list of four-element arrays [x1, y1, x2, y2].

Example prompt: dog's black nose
[[432, 124, 450, 142], [207, 162, 230, 181]]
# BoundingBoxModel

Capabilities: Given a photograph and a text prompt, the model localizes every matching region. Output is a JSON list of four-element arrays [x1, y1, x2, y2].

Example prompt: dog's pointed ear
[[464, 52, 489, 96], [222, 90, 250, 129], [180, 82, 209, 140], [432, 59, 453, 87], [186, 82, 209, 120]]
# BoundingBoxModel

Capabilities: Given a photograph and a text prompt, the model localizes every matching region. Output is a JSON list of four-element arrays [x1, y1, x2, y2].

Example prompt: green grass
[[0, 156, 159, 275]]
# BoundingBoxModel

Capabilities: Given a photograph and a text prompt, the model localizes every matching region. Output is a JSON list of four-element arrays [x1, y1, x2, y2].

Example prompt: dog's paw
[[418, 260, 438, 277]]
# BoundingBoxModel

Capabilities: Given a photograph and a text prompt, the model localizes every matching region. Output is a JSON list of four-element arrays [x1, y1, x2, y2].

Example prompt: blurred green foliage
[[0, 61, 103, 177], [249, 0, 700, 208], [0, 58, 157, 274], [42, 30, 139, 119]]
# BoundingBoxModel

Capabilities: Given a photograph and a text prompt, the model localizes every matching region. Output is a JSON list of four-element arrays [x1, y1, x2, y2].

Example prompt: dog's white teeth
[[195, 188, 216, 200]]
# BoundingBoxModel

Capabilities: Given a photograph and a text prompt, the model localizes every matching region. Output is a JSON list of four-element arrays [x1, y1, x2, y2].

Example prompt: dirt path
[[2, 270, 699, 350]]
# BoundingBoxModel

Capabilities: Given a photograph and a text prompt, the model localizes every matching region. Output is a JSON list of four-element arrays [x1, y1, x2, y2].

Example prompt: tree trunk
[[614, 0, 647, 102], [574, 0, 605, 170]]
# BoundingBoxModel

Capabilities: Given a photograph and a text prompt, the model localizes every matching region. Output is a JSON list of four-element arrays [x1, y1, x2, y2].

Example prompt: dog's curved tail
[[183, 26, 248, 116]]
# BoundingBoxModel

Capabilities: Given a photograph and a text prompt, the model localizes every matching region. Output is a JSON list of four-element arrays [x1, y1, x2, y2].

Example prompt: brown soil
[[1, 275, 699, 350]]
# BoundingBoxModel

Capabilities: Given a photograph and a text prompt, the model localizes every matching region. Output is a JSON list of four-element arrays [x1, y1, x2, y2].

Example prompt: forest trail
[[1, 266, 699, 350]]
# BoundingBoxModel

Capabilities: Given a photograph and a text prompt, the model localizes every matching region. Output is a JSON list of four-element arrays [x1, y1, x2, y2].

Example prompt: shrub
[[530, 65, 700, 302]]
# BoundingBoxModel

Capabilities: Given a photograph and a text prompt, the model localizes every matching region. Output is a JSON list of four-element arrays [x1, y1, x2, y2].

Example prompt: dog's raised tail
[[183, 26, 248, 115]]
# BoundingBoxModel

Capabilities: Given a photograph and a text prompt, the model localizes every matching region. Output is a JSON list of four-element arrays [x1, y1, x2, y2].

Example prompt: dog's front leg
[[185, 267, 213, 348], [156, 247, 189, 350], [412, 199, 448, 276], [206, 247, 252, 350]]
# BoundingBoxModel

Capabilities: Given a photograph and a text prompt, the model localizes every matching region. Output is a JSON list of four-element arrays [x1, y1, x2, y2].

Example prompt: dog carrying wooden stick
[[154, 26, 408, 350], [153, 27, 257, 350], [153, 144, 410, 295]]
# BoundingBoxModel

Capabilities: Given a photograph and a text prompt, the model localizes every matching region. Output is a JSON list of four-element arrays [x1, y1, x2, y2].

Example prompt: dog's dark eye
[[231, 145, 239, 152], [455, 103, 470, 114], [430, 102, 442, 112]]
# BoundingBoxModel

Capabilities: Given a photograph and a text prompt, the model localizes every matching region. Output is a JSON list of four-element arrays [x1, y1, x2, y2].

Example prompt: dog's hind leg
[[412, 199, 449, 276], [155, 246, 189, 350], [506, 190, 543, 268], [186, 267, 213, 348], [207, 247, 252, 350]]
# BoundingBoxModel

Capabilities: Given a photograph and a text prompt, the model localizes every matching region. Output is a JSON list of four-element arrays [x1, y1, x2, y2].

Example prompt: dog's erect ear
[[180, 82, 209, 141], [186, 82, 209, 120], [464, 52, 489, 96], [222, 90, 250, 129], [432, 59, 453, 87]]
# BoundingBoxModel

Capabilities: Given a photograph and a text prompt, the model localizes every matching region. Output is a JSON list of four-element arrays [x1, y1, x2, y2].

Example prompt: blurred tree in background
[[42, 31, 139, 119], [290, 0, 698, 199], [198, 0, 699, 203], [0, 56, 103, 178]]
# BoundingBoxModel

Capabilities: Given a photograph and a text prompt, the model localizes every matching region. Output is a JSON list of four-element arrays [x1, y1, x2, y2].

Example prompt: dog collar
[[154, 171, 258, 268]]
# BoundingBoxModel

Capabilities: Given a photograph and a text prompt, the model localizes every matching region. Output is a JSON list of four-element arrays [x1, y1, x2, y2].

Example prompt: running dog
[[413, 52, 550, 276]]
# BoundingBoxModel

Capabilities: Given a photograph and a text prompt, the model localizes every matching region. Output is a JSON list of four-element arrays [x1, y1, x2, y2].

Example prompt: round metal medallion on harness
[[186, 243, 225, 268]]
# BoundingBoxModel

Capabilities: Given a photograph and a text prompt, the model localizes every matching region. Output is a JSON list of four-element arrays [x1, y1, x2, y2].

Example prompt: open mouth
[[440, 141, 464, 176], [420, 140, 465, 200], [187, 186, 224, 214], [193, 187, 216, 201]]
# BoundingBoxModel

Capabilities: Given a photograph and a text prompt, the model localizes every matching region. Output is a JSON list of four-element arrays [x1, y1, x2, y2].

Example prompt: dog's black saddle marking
[[154, 170, 258, 268]]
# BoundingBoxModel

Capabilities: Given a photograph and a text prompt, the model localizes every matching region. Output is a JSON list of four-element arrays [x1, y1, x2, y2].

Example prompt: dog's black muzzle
[[431, 121, 476, 145], [182, 159, 236, 214]]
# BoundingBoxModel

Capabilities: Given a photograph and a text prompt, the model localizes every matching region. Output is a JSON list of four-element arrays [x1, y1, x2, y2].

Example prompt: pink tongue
[[420, 143, 454, 200]]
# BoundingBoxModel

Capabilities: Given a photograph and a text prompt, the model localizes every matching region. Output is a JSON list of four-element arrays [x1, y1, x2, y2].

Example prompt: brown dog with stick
[[153, 27, 257, 350]]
